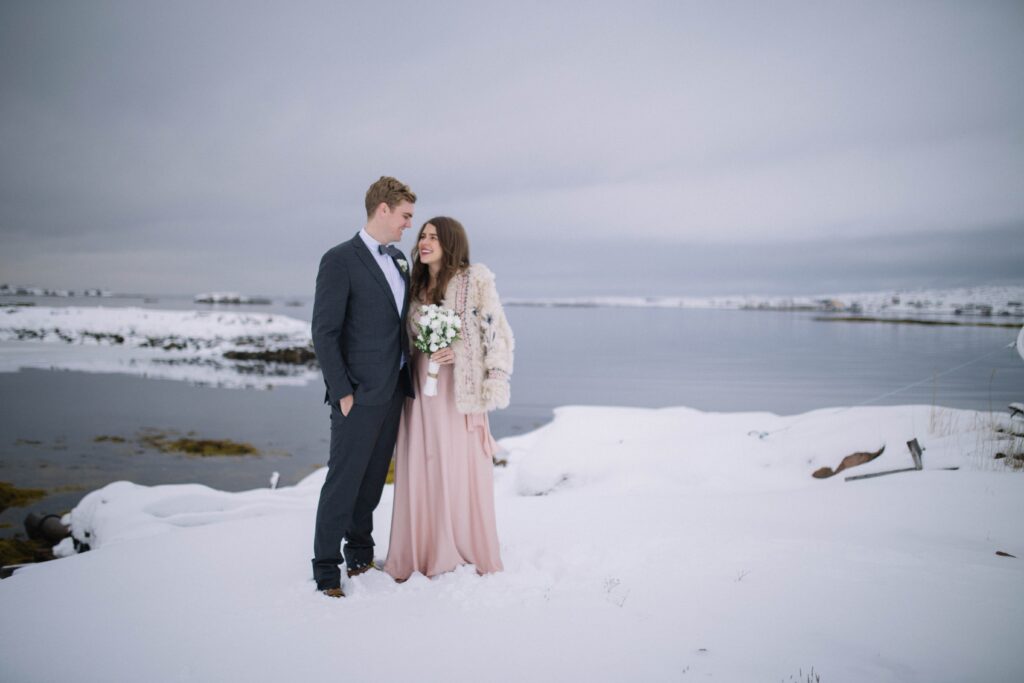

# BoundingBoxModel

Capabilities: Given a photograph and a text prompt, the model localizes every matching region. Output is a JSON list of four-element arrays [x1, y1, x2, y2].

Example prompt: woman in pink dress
[[384, 216, 514, 581]]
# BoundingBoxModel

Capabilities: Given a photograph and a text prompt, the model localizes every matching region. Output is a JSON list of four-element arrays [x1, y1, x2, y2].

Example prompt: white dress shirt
[[358, 228, 405, 315]]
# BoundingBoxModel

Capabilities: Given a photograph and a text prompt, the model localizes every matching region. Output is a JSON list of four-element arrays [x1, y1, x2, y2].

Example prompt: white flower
[[396, 259, 409, 273], [413, 304, 460, 354]]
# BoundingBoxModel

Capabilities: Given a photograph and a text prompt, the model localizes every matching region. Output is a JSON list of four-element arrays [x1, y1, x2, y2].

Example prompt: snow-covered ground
[[1, 404, 1021, 682], [508, 284, 1024, 318], [0, 306, 316, 389]]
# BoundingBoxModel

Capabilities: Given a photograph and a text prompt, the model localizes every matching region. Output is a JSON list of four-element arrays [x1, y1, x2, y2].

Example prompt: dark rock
[[223, 346, 316, 364]]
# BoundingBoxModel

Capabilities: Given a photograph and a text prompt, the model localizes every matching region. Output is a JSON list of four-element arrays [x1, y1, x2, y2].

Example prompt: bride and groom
[[310, 176, 514, 597]]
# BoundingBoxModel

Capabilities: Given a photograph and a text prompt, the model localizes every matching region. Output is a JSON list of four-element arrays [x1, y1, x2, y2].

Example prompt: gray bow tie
[[378, 244, 393, 257]]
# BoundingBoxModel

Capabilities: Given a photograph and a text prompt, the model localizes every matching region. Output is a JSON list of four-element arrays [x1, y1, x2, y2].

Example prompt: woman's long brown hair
[[410, 217, 471, 305]]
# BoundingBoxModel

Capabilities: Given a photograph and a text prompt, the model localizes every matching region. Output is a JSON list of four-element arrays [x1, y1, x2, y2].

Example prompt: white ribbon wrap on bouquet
[[424, 359, 441, 396]]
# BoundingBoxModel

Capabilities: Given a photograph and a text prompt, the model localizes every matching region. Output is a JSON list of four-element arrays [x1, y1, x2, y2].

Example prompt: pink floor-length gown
[[384, 341, 504, 580]]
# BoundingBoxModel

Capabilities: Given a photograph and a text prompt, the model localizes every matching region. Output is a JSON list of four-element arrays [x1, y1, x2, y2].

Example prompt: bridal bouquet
[[413, 304, 461, 396]]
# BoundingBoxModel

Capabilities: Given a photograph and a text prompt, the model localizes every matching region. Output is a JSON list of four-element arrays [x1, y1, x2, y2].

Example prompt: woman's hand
[[430, 348, 455, 365]]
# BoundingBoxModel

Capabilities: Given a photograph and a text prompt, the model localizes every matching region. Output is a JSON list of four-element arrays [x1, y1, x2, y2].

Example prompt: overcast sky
[[2, 1, 1022, 297]]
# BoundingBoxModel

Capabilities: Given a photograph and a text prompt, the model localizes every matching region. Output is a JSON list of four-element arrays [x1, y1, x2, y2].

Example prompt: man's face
[[379, 200, 415, 244]]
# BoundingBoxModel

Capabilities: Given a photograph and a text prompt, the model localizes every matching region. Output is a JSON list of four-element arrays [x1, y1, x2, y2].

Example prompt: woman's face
[[418, 223, 444, 267]]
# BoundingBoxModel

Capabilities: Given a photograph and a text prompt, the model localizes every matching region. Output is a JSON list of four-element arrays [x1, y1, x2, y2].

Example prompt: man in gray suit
[[310, 176, 416, 597]]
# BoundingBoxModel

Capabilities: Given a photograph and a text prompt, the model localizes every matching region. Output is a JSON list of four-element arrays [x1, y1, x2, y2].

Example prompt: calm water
[[1, 303, 1021, 534]]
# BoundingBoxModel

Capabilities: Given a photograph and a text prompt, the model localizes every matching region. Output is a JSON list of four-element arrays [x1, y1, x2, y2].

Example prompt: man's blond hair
[[365, 176, 416, 218]]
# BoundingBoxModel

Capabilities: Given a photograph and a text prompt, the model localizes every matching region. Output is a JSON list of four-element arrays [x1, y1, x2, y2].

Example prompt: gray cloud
[[2, 1, 1022, 295], [483, 222, 1024, 298]]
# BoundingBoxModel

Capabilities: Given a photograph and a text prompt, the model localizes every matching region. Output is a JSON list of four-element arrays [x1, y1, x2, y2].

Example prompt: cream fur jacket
[[433, 263, 514, 414]]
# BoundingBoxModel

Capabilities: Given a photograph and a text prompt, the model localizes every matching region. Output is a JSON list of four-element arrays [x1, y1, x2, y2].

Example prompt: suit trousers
[[312, 375, 407, 589]]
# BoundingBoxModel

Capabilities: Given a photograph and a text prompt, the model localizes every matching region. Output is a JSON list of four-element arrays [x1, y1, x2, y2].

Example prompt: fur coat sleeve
[[446, 263, 515, 413]]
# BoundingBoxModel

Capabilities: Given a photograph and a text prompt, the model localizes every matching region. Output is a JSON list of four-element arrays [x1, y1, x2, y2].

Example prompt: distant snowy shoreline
[[2, 285, 1021, 389], [507, 284, 1024, 318], [193, 292, 272, 305], [8, 283, 1023, 318], [0, 284, 113, 298], [0, 306, 316, 389]]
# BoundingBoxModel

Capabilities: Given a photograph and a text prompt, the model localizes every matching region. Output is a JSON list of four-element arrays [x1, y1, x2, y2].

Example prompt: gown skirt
[[384, 349, 504, 580]]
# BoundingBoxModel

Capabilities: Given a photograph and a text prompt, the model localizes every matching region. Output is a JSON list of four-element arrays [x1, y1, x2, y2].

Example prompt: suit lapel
[[351, 234, 401, 319], [397, 257, 412, 357], [393, 250, 411, 320]]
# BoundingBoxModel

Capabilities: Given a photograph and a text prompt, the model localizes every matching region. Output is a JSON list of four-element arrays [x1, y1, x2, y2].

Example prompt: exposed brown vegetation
[[0, 537, 54, 565], [0, 481, 47, 514], [138, 433, 259, 457]]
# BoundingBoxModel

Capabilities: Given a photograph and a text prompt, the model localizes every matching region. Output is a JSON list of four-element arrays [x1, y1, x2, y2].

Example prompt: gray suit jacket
[[311, 233, 414, 407]]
